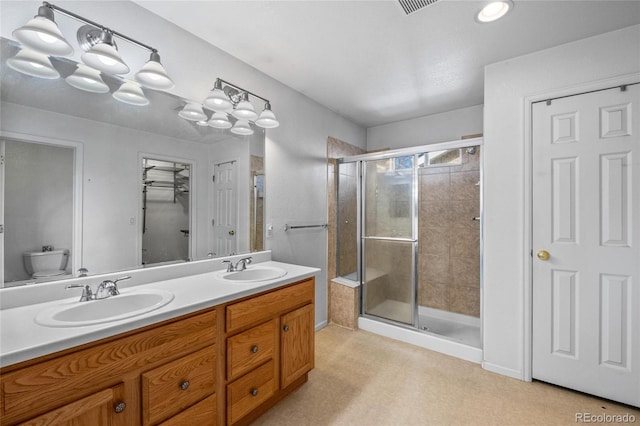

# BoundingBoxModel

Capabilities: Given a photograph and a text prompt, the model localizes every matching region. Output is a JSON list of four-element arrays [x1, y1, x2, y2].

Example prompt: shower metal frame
[[337, 137, 484, 338]]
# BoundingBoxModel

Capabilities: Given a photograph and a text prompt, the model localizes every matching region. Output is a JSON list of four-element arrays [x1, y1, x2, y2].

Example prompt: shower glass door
[[362, 155, 417, 326]]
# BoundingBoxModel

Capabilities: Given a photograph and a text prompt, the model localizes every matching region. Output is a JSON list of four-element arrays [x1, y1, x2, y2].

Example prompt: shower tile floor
[[367, 299, 481, 348]]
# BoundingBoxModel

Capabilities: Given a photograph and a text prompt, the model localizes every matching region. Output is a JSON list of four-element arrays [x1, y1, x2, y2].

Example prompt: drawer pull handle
[[250, 388, 259, 397], [251, 345, 259, 353], [114, 401, 126, 414], [180, 380, 190, 391], [283, 325, 290, 332]]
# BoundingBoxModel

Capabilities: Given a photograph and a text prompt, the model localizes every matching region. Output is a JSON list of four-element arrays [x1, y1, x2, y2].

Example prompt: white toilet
[[23, 249, 70, 279]]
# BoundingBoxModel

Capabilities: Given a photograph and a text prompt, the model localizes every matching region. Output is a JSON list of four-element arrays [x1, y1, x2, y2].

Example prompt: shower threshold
[[359, 316, 482, 363]]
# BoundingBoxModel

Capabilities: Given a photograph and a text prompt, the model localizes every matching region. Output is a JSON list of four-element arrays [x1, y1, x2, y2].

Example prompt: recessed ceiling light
[[476, 1, 513, 23]]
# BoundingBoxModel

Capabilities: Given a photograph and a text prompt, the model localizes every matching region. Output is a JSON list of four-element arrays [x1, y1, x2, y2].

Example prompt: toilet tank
[[23, 249, 69, 275]]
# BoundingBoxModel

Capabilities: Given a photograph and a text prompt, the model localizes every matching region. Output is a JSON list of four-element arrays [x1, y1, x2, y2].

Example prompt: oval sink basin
[[35, 289, 175, 328], [218, 266, 287, 283]]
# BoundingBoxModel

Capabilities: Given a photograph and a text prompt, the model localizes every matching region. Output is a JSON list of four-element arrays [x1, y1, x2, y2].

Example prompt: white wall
[[483, 24, 640, 379], [366, 105, 483, 151], [1, 1, 367, 326]]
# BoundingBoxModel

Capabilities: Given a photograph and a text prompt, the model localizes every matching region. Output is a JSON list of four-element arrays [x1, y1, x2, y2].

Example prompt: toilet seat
[[32, 270, 67, 278]]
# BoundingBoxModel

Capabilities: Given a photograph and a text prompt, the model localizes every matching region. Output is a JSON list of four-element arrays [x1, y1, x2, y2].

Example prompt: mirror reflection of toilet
[[23, 249, 69, 279]]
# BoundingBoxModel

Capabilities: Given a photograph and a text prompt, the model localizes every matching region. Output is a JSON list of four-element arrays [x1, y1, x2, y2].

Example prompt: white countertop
[[0, 260, 319, 368]]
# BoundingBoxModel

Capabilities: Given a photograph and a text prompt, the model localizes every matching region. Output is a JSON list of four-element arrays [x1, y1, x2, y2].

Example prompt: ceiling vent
[[398, 0, 440, 15]]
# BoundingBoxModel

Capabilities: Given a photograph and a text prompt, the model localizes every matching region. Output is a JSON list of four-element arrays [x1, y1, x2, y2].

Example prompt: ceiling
[[136, 0, 640, 128]]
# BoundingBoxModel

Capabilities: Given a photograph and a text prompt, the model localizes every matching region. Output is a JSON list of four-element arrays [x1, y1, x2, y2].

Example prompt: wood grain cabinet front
[[0, 309, 216, 426], [223, 278, 315, 425], [142, 346, 217, 425], [227, 319, 277, 381], [281, 304, 314, 389], [226, 360, 276, 425], [19, 383, 128, 426]]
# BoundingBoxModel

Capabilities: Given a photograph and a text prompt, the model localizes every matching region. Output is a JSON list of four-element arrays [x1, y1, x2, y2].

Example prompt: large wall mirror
[[0, 38, 265, 288]]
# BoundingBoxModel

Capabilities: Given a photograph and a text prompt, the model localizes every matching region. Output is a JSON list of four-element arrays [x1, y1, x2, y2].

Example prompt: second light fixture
[[180, 78, 280, 135]]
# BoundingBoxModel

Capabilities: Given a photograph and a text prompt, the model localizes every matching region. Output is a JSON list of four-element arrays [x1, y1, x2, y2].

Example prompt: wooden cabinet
[[281, 304, 314, 389], [142, 346, 217, 425], [224, 278, 314, 425], [0, 276, 315, 426], [19, 384, 126, 426], [1, 309, 217, 426]]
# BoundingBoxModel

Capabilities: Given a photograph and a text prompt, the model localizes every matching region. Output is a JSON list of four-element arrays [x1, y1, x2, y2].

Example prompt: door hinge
[[212, 175, 215, 183], [211, 218, 215, 226], [0, 224, 4, 234]]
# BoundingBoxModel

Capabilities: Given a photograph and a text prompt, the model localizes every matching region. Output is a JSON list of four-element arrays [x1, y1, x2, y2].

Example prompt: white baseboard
[[315, 320, 328, 331], [481, 361, 524, 380]]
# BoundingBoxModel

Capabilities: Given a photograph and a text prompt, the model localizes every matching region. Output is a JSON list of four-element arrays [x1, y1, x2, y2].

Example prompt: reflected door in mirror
[[141, 158, 190, 266], [213, 161, 237, 256], [1, 139, 74, 286]]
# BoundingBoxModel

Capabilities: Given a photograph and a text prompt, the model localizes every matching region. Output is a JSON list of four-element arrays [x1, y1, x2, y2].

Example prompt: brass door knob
[[537, 250, 550, 261], [229, 230, 235, 236]]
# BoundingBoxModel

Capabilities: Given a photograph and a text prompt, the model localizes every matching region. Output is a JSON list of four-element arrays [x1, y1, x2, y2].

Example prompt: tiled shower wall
[[419, 148, 481, 317]]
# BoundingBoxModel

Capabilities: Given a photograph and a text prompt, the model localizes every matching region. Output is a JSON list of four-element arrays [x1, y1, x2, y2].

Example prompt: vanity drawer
[[142, 346, 216, 425], [227, 360, 276, 425], [226, 279, 314, 333], [158, 393, 217, 426], [227, 319, 277, 381]]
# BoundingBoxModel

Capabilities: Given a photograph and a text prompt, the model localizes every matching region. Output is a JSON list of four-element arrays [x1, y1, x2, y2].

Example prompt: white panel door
[[532, 84, 639, 407], [213, 161, 237, 257]]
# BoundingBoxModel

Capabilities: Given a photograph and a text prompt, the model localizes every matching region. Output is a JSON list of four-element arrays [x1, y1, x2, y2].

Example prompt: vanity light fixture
[[8, 1, 174, 98], [65, 63, 109, 93], [112, 80, 149, 106], [208, 112, 233, 129], [231, 119, 254, 136], [232, 93, 258, 121], [189, 78, 280, 131], [179, 102, 208, 121], [255, 102, 280, 129], [135, 52, 175, 90], [79, 28, 129, 75], [476, 1, 513, 23], [6, 47, 60, 79], [12, 4, 73, 56], [203, 79, 234, 112]]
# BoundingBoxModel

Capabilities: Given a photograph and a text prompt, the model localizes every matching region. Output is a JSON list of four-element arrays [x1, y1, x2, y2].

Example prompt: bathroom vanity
[[0, 256, 317, 425]]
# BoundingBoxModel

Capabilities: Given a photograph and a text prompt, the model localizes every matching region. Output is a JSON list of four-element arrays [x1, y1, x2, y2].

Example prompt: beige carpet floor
[[254, 325, 640, 426]]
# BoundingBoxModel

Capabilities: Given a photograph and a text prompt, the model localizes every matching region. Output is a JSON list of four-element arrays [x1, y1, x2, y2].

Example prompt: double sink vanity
[[0, 252, 318, 425]]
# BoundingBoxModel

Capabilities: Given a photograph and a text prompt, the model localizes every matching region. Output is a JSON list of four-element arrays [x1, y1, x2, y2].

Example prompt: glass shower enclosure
[[336, 140, 482, 348]]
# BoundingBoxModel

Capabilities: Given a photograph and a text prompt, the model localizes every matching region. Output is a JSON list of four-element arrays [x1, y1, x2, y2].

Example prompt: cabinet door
[[20, 384, 127, 426], [280, 304, 314, 389]]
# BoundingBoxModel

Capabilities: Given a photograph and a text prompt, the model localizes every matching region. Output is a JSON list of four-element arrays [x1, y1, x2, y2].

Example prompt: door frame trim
[[522, 72, 640, 382]]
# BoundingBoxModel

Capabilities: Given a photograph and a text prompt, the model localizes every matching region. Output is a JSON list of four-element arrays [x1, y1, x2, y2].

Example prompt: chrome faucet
[[235, 256, 252, 271], [222, 256, 253, 272], [65, 276, 131, 302], [65, 284, 93, 302], [95, 276, 131, 299]]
